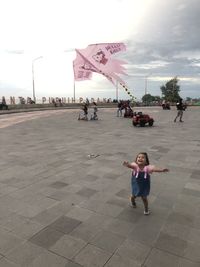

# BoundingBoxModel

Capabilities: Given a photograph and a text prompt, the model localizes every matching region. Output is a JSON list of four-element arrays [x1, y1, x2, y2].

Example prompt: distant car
[[132, 112, 154, 127]]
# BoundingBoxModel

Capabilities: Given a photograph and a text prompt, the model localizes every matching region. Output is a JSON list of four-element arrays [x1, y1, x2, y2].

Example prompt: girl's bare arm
[[123, 161, 136, 169], [153, 167, 169, 173]]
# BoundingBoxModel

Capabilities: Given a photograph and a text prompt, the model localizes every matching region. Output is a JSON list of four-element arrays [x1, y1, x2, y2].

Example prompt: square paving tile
[[143, 248, 180, 267], [29, 227, 63, 249], [82, 175, 99, 182], [70, 222, 101, 242], [103, 173, 119, 180], [49, 181, 69, 189], [50, 234, 87, 259], [5, 241, 45, 266], [48, 191, 70, 201], [80, 199, 124, 217], [150, 146, 170, 153], [49, 215, 82, 234], [190, 170, 200, 179], [182, 188, 200, 197], [155, 232, 187, 256], [128, 217, 164, 246], [116, 207, 142, 224], [115, 189, 130, 199], [104, 254, 140, 267], [74, 244, 111, 267], [116, 239, 151, 264], [103, 217, 135, 237], [28, 250, 69, 267], [106, 197, 128, 208], [0, 258, 21, 267], [65, 262, 83, 267], [0, 229, 24, 255], [183, 240, 200, 263], [161, 221, 190, 241], [166, 211, 194, 227], [90, 230, 125, 253], [65, 206, 94, 221], [178, 258, 200, 267], [188, 227, 200, 244], [76, 187, 98, 198], [31, 210, 62, 226], [10, 219, 44, 239]]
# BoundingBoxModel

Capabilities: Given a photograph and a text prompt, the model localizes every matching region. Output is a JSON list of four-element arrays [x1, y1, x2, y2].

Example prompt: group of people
[[78, 101, 98, 121], [117, 100, 133, 118], [117, 98, 187, 122], [0, 96, 9, 110]]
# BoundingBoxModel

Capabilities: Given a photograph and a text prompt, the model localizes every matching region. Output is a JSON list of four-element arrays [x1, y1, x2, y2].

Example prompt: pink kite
[[73, 43, 127, 86]]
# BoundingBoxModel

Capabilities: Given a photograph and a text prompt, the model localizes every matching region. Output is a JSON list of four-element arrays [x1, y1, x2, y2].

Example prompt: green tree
[[154, 96, 161, 102], [142, 94, 154, 104], [160, 77, 180, 102]]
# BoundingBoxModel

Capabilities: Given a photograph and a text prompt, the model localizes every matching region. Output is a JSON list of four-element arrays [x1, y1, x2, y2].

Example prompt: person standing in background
[[174, 98, 184, 122]]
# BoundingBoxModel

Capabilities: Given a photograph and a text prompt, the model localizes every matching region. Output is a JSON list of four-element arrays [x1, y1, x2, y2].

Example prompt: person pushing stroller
[[90, 102, 98, 120], [78, 103, 89, 121]]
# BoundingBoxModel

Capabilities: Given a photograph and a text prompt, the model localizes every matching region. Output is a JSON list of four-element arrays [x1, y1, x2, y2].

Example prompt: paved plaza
[[0, 106, 200, 267]]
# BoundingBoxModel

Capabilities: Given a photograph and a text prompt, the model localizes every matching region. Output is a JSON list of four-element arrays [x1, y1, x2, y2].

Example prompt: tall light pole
[[144, 73, 152, 106], [116, 80, 119, 101], [32, 56, 43, 103], [144, 73, 152, 96], [72, 62, 76, 102], [64, 49, 75, 102]]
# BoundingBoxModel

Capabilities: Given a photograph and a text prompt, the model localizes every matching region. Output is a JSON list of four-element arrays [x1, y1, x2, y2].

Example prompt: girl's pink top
[[131, 162, 155, 178]]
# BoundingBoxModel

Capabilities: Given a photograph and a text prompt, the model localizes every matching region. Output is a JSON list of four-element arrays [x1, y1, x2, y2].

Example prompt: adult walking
[[117, 100, 123, 117], [174, 98, 184, 122]]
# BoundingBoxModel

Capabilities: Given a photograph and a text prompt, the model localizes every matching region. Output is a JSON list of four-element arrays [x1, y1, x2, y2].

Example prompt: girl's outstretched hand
[[123, 161, 129, 167], [163, 168, 169, 172]]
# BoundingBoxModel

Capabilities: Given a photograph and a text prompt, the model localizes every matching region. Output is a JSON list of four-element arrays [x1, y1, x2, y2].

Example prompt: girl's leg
[[131, 195, 136, 207], [141, 197, 149, 214]]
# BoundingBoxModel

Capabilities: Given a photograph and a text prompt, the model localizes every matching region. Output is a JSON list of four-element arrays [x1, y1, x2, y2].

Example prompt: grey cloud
[[123, 0, 200, 77]]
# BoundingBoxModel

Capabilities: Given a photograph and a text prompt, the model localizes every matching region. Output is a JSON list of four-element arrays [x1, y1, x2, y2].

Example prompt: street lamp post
[[116, 80, 118, 101], [144, 76, 148, 96], [32, 56, 43, 103], [144, 73, 152, 105], [65, 49, 75, 102]]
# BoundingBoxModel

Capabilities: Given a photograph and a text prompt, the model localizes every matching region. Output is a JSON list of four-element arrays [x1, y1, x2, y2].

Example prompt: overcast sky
[[0, 0, 200, 101]]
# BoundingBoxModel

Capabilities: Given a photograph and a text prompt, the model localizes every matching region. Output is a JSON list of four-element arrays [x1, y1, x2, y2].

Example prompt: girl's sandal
[[144, 210, 150, 215], [130, 197, 137, 208]]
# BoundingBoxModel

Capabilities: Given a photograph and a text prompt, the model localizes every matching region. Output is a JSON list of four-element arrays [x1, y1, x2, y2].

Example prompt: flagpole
[[73, 79, 76, 103], [72, 61, 76, 103], [116, 80, 118, 101]]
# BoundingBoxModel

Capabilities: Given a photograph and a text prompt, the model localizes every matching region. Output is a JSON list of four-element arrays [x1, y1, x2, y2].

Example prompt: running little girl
[[123, 152, 169, 215]]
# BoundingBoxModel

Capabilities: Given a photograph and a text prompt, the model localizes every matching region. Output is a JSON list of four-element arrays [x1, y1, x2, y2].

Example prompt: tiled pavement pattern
[[0, 106, 199, 267]]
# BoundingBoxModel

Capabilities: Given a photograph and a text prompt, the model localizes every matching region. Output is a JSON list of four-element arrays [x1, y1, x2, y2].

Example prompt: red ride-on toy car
[[132, 112, 154, 127]]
